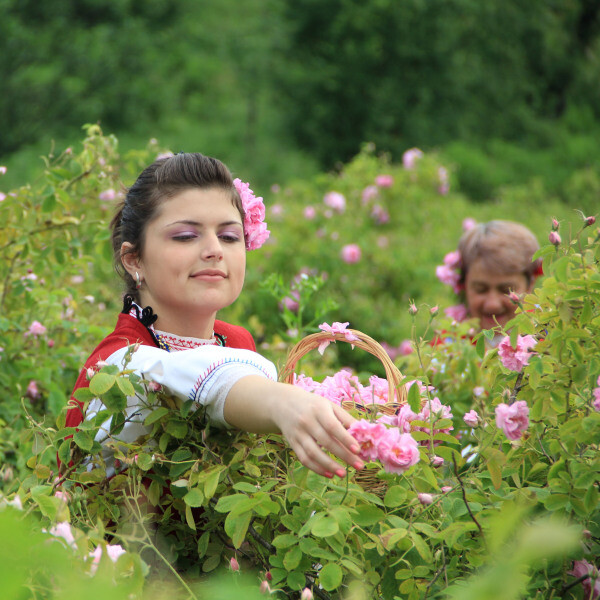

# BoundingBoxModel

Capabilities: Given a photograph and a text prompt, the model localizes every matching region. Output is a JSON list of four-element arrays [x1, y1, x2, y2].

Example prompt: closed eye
[[172, 233, 197, 241], [219, 233, 242, 243]]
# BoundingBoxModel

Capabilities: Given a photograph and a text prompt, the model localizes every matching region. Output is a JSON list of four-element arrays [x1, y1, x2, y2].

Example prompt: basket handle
[[280, 329, 407, 405]]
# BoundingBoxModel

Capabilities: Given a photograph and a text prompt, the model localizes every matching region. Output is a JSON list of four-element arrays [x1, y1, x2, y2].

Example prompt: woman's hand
[[225, 377, 364, 478]]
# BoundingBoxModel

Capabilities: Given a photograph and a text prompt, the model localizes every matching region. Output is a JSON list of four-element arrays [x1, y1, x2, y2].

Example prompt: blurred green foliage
[[2, 0, 600, 202]]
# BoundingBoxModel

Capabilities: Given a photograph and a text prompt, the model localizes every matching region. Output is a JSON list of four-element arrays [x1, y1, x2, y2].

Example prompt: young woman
[[437, 220, 542, 338], [65, 153, 363, 478]]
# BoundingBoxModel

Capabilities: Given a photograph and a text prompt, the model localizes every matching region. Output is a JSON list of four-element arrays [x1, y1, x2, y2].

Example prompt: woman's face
[[126, 187, 246, 337], [465, 258, 531, 330]]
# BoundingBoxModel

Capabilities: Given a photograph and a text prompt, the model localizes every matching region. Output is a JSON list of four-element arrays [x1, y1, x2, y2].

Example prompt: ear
[[120, 242, 142, 279]]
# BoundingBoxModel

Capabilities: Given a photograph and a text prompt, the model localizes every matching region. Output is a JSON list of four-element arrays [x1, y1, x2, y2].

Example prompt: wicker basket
[[281, 329, 408, 495]]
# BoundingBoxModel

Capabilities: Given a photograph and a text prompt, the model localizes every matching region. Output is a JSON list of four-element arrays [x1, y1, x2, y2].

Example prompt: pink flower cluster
[[348, 420, 420, 475], [233, 178, 270, 250], [593, 375, 600, 412], [435, 250, 462, 294], [495, 401, 529, 441], [497, 335, 537, 372]]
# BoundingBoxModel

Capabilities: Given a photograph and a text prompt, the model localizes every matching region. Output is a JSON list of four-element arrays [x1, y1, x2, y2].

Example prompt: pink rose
[[371, 204, 390, 224], [26, 380, 41, 400], [495, 401, 529, 441], [0, 166, 7, 175], [323, 191, 346, 213], [230, 557, 240, 572], [548, 231, 561, 246], [398, 339, 413, 356], [443, 250, 461, 269], [341, 244, 361, 264], [260, 581, 271, 594], [593, 385, 600, 412], [105, 544, 126, 563], [437, 167, 449, 195], [444, 303, 468, 322], [303, 206, 316, 219], [48, 522, 76, 548], [99, 188, 117, 201], [436, 265, 461, 293], [348, 420, 388, 462], [377, 430, 420, 474], [463, 410, 479, 428], [462, 217, 477, 231], [361, 185, 379, 205], [27, 320, 47, 337], [301, 588, 314, 600], [441, 486, 452, 493], [497, 335, 537, 372], [54, 490, 70, 504], [431, 455, 444, 467], [375, 174, 394, 188], [417, 493, 433, 505], [0, 193, 6, 202], [568, 560, 600, 599], [402, 148, 424, 170]]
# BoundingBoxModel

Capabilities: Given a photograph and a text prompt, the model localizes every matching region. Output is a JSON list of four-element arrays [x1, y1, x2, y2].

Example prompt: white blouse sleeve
[[85, 344, 278, 474]]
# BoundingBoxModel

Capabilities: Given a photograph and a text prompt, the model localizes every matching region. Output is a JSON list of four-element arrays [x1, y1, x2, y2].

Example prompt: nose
[[482, 290, 504, 313], [201, 232, 224, 261]]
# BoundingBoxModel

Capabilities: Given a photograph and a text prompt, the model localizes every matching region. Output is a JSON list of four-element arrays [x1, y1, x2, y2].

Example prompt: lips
[[191, 269, 227, 280]]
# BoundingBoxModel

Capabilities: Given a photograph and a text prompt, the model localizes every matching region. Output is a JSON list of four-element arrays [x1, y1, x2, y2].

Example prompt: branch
[[452, 454, 485, 542], [508, 371, 524, 405]]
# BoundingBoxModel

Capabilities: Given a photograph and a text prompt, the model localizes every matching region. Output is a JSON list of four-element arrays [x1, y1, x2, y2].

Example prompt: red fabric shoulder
[[214, 320, 256, 351], [65, 314, 157, 429]]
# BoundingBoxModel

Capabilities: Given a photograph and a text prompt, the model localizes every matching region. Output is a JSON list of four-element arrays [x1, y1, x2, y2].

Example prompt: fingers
[[282, 398, 364, 478]]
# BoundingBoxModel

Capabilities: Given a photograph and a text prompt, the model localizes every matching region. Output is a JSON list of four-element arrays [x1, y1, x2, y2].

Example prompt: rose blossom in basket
[[376, 429, 420, 475], [348, 420, 388, 462]]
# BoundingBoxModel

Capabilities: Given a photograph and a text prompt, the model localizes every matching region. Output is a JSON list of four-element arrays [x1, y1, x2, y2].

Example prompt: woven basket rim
[[280, 329, 407, 405]]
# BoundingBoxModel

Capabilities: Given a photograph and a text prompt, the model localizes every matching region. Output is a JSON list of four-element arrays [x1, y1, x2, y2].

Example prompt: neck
[[137, 294, 216, 339]]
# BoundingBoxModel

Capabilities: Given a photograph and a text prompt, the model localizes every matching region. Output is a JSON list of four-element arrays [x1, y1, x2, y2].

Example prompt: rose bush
[[0, 128, 598, 599]]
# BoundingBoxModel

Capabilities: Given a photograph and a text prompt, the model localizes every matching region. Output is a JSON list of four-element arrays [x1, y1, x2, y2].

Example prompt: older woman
[[438, 220, 542, 332]]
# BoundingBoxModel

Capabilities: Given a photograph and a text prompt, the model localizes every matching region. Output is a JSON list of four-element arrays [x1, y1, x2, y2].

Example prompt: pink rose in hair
[[377, 430, 420, 474], [443, 250, 461, 269], [436, 265, 461, 293], [497, 335, 537, 372], [444, 303, 468, 322], [348, 420, 388, 462], [495, 401, 529, 441]]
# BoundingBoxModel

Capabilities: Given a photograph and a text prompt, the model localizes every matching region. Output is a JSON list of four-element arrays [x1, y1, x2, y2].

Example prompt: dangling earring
[[135, 272, 142, 290]]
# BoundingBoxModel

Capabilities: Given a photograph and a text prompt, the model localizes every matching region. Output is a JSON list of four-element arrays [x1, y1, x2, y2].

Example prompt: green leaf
[[543, 494, 570, 511], [283, 545, 303, 571], [72, 431, 93, 452], [319, 562, 343, 591], [407, 382, 421, 413], [184, 488, 205, 508], [202, 554, 220, 573], [73, 386, 94, 403], [116, 376, 135, 397], [204, 466, 224, 500], [224, 511, 251, 549], [136, 453, 153, 471], [197, 531, 210, 559], [384, 485, 407, 507], [89, 372, 117, 396], [353, 505, 385, 527], [310, 515, 339, 537], [409, 531, 432, 561], [475, 334, 486, 359], [165, 419, 188, 439], [185, 505, 196, 531], [272, 534, 298, 549], [144, 407, 170, 426], [215, 494, 248, 514]]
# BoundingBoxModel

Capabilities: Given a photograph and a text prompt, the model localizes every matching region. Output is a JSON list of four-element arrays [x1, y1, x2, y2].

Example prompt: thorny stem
[[452, 454, 485, 545], [508, 372, 524, 405]]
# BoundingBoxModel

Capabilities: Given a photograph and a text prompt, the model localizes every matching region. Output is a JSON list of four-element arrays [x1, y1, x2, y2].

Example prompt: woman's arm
[[224, 376, 363, 478]]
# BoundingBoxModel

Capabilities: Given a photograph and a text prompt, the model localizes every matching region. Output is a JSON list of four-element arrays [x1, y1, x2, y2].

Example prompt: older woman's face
[[465, 258, 531, 330]]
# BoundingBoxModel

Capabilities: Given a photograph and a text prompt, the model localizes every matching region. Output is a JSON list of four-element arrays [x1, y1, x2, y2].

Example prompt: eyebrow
[[164, 219, 243, 228]]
